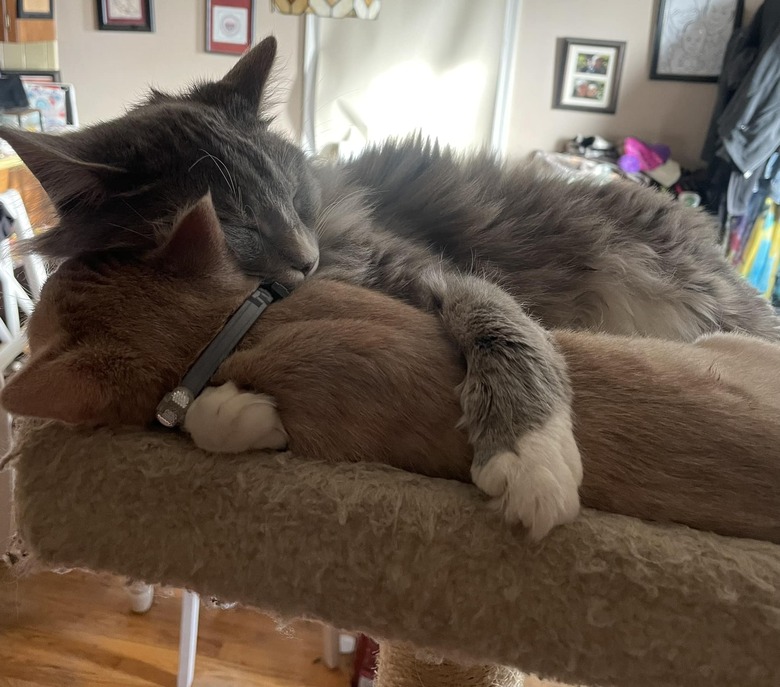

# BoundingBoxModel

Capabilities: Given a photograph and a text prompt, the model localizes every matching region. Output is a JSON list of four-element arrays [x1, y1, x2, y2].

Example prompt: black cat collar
[[155, 281, 289, 428]]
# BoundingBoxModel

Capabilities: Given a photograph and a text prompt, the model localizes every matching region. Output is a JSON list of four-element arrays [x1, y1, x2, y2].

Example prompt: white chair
[[0, 188, 47, 549], [0, 189, 45, 360]]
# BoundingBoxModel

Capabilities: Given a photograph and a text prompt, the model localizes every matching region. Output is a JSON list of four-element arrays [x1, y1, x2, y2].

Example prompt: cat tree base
[[4, 421, 780, 687]]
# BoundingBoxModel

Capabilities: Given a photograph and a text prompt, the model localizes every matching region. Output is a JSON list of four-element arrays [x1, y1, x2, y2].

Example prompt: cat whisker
[[121, 199, 151, 224], [104, 221, 154, 242], [192, 150, 239, 203], [244, 204, 260, 230]]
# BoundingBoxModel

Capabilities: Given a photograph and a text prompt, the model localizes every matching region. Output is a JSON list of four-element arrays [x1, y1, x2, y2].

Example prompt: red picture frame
[[206, 0, 254, 55], [96, 0, 154, 32]]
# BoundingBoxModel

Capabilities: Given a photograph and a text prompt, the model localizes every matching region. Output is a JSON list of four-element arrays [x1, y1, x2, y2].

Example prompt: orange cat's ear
[[1, 350, 111, 425], [156, 193, 227, 276]]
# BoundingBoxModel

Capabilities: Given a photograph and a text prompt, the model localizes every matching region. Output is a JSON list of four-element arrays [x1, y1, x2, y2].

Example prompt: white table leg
[[127, 581, 154, 614], [322, 624, 340, 669], [177, 591, 200, 687]]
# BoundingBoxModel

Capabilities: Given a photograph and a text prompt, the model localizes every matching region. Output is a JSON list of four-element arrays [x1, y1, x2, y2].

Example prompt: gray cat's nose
[[280, 255, 319, 289], [293, 254, 319, 277]]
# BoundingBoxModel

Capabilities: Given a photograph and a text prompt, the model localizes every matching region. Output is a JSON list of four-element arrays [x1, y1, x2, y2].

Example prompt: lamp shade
[[272, 0, 380, 19]]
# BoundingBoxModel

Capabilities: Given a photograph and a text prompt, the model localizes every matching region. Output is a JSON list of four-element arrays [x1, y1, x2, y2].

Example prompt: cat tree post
[[177, 590, 200, 687], [375, 643, 524, 687]]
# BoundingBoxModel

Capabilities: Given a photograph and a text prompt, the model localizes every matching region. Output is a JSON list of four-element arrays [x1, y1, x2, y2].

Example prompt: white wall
[[313, 0, 507, 156], [56, 0, 304, 138], [507, 0, 761, 167], [55, 1, 762, 166]]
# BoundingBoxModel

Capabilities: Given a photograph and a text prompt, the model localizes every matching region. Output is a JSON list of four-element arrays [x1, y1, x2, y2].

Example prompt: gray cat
[[2, 37, 777, 539]]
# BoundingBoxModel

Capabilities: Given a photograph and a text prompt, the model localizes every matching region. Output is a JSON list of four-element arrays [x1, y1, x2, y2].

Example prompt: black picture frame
[[96, 0, 154, 32], [553, 38, 625, 115], [16, 0, 54, 19], [650, 0, 743, 82], [0, 68, 61, 82]]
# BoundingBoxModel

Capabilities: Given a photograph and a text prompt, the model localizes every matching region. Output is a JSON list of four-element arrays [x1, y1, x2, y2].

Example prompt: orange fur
[[3, 197, 779, 543]]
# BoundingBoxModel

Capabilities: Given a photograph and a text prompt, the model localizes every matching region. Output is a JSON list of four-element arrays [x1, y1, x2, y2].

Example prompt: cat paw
[[183, 381, 288, 453], [471, 410, 582, 539]]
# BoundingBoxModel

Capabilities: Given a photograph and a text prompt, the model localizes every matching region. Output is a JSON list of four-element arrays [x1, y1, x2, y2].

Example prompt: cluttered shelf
[[534, 134, 780, 311]]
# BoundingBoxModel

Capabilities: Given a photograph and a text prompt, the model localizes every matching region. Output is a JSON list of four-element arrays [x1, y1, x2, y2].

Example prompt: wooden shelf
[[1, 0, 56, 43], [0, 154, 55, 228]]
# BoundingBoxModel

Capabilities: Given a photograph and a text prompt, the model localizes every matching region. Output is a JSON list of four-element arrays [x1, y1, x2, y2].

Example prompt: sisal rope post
[[375, 642, 524, 687]]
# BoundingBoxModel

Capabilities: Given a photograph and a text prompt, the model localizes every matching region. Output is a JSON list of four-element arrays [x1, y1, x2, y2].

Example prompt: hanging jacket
[[702, 0, 780, 176]]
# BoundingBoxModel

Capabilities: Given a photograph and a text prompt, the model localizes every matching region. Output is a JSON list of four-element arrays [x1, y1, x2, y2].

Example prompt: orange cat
[[3, 196, 779, 543]]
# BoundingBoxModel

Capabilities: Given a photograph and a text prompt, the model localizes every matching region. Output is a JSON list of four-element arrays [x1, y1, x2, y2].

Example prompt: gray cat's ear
[[156, 193, 227, 275], [0, 127, 124, 207], [219, 35, 277, 112]]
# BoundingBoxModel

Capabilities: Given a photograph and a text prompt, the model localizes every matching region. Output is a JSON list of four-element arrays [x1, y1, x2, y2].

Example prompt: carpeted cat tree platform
[[4, 421, 780, 687]]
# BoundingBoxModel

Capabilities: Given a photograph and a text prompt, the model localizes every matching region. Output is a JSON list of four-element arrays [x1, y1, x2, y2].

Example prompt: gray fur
[[323, 140, 779, 341], [1, 38, 778, 517], [424, 270, 571, 465]]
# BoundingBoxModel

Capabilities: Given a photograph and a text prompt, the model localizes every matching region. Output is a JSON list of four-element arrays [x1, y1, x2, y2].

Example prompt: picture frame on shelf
[[96, 0, 154, 32], [206, 0, 254, 55], [16, 0, 54, 19], [0, 69, 61, 83], [22, 81, 79, 128], [553, 38, 625, 115], [650, 0, 743, 82]]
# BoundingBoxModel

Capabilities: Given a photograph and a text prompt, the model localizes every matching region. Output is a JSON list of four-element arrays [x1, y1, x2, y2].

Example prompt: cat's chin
[[252, 267, 318, 290], [276, 270, 308, 290]]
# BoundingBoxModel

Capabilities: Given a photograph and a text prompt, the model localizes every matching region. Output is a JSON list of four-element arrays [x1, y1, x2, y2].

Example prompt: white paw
[[471, 410, 582, 539], [183, 382, 288, 453]]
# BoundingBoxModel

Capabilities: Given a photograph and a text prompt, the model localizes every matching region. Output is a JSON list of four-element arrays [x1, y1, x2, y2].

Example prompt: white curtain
[[312, 0, 508, 158]]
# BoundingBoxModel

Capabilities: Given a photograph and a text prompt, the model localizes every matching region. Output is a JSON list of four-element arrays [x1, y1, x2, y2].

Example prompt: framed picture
[[21, 81, 69, 129], [1, 68, 61, 83], [16, 0, 54, 19], [650, 0, 743, 82], [207, 0, 253, 55], [96, 0, 154, 32], [553, 38, 625, 114]]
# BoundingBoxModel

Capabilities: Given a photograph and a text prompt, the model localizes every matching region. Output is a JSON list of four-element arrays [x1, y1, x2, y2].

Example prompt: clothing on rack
[[704, 0, 780, 303], [703, 0, 780, 176]]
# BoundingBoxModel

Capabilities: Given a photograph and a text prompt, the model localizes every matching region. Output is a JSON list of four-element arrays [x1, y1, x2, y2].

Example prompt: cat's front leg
[[183, 382, 288, 453], [425, 270, 583, 539]]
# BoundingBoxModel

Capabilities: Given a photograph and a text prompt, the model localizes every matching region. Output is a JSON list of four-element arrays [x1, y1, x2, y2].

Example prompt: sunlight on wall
[[324, 59, 488, 158], [314, 0, 505, 158]]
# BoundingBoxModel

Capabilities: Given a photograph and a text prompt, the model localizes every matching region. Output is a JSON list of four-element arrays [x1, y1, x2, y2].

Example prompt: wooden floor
[[0, 569, 562, 687], [0, 569, 351, 687]]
